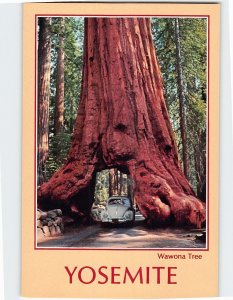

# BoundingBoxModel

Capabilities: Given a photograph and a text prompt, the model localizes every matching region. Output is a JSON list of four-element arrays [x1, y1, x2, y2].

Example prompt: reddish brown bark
[[38, 18, 206, 227], [54, 17, 65, 135], [37, 17, 51, 185]]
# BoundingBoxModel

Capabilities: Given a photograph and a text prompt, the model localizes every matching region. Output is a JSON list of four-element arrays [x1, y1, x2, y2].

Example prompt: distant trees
[[54, 17, 65, 136], [152, 17, 207, 200], [109, 169, 118, 197], [174, 18, 189, 180], [94, 169, 129, 205], [37, 17, 51, 185], [109, 169, 128, 197], [38, 17, 84, 181]]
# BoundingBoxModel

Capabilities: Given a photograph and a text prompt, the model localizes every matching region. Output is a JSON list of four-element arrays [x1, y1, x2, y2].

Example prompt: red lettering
[[152, 267, 165, 284], [123, 267, 143, 284], [64, 266, 77, 284], [98, 266, 108, 284], [78, 266, 96, 284], [111, 267, 121, 284], [146, 267, 150, 284], [168, 267, 177, 284]]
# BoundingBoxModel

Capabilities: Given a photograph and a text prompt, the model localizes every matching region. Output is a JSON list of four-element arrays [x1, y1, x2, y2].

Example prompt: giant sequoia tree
[[38, 18, 206, 226]]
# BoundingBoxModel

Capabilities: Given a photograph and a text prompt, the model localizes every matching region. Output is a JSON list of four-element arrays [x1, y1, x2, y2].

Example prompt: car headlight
[[124, 211, 133, 220]]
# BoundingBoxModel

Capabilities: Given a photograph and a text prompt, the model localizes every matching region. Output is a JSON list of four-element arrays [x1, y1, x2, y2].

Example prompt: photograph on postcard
[[36, 16, 208, 249]]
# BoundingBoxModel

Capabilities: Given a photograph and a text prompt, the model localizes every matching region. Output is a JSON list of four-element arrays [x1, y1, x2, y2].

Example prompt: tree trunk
[[123, 174, 128, 195], [54, 17, 65, 135], [108, 169, 113, 197], [109, 168, 118, 197], [37, 17, 51, 185], [119, 172, 123, 195], [127, 176, 134, 202], [193, 131, 206, 202], [38, 18, 205, 227], [174, 18, 190, 181]]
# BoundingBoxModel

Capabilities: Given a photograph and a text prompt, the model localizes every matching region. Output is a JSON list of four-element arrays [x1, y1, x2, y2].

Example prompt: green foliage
[[63, 17, 84, 132], [94, 170, 110, 205], [151, 17, 207, 197], [44, 132, 72, 180], [45, 17, 84, 180], [50, 17, 84, 134]]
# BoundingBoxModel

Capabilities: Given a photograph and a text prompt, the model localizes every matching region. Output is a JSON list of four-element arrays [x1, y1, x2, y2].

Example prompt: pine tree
[[54, 17, 65, 135], [37, 17, 51, 185], [152, 17, 207, 199]]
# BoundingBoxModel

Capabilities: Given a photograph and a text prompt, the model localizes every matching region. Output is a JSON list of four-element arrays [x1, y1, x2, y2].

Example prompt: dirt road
[[37, 218, 206, 249]]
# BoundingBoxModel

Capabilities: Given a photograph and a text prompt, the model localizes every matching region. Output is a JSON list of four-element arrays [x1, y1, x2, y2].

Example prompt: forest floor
[[37, 213, 206, 249]]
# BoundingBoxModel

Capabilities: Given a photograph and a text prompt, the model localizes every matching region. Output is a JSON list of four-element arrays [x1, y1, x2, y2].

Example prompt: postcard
[[22, 2, 220, 298]]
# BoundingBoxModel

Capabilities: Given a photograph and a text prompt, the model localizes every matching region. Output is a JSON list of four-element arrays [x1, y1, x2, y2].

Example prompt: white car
[[101, 196, 135, 224]]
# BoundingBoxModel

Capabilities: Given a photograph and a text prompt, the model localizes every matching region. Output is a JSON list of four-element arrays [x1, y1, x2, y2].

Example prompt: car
[[101, 196, 135, 225]]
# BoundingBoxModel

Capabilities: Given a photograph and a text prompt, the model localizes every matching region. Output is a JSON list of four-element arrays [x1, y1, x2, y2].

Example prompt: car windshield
[[108, 198, 131, 206]]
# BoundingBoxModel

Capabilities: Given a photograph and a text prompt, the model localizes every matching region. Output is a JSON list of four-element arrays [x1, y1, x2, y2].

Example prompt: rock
[[57, 209, 62, 216], [42, 219, 48, 226], [47, 220, 53, 227], [37, 209, 64, 237], [60, 223, 65, 233], [37, 228, 44, 240], [50, 225, 56, 236], [37, 210, 41, 220], [47, 211, 57, 219], [37, 220, 43, 228], [55, 217, 63, 225], [53, 209, 62, 216], [55, 226, 61, 235], [39, 211, 48, 220], [43, 226, 50, 237]]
